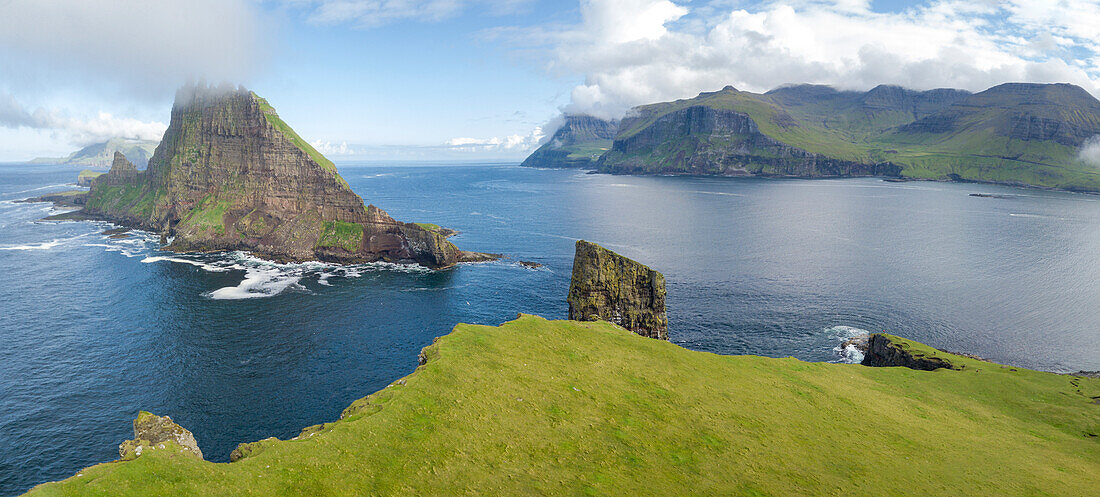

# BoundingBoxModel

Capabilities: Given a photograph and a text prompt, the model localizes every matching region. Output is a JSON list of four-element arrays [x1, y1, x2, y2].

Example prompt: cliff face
[[567, 240, 668, 339], [861, 334, 956, 371], [598, 105, 899, 177], [595, 83, 1100, 191], [521, 114, 618, 169], [80, 85, 487, 268]]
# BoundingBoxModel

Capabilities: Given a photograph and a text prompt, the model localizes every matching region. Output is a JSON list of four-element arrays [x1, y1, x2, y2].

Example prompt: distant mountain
[[521, 115, 618, 168], [595, 83, 1100, 191], [30, 138, 159, 168]]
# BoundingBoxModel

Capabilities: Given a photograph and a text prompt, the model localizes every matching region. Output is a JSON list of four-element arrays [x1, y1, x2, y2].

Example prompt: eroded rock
[[567, 240, 668, 339], [118, 411, 203, 460]]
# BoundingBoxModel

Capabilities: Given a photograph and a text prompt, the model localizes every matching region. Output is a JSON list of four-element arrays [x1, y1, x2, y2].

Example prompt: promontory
[[53, 85, 493, 268]]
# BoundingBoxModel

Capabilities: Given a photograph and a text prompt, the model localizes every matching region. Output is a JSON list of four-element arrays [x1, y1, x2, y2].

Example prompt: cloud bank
[[445, 126, 545, 153], [0, 0, 267, 149], [0, 91, 166, 145], [0, 0, 268, 96], [288, 0, 531, 27], [549, 0, 1100, 119], [1080, 136, 1100, 168]]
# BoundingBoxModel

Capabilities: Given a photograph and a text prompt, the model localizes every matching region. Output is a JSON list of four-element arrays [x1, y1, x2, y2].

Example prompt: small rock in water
[[517, 260, 543, 269]]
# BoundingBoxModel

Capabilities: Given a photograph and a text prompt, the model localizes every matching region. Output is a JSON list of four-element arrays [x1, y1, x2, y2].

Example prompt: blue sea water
[[1, 162, 1098, 495]]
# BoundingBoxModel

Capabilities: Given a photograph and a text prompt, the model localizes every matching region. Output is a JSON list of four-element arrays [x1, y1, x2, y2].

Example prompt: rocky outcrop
[[100, 152, 139, 185], [76, 170, 104, 187], [68, 84, 493, 268], [861, 334, 956, 371], [118, 411, 202, 460], [567, 240, 668, 339], [20, 190, 87, 208], [521, 114, 618, 169]]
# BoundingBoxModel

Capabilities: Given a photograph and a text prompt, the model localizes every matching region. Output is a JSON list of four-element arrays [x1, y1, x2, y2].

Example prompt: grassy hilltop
[[26, 315, 1099, 496], [596, 83, 1100, 191]]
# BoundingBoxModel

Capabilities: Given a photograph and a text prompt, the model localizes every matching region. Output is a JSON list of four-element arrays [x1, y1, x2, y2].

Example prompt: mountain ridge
[[527, 82, 1100, 191]]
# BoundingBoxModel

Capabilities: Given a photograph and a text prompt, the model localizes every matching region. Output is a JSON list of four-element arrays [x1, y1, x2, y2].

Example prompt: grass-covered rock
[[25, 315, 1099, 496]]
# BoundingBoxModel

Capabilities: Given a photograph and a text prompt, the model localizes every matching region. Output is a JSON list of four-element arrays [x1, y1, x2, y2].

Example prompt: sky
[[1, 0, 1099, 162]]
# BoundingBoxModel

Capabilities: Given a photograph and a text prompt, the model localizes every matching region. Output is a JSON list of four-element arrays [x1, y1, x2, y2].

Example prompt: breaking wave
[[825, 325, 871, 364], [138, 250, 431, 299]]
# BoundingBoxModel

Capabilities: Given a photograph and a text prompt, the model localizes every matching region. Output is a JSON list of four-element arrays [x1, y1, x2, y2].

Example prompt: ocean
[[1, 162, 1098, 495]]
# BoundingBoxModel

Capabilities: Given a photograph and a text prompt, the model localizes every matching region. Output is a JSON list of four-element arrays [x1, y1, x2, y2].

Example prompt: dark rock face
[[567, 240, 668, 340], [600, 105, 900, 177], [521, 114, 618, 169], [118, 411, 202, 460], [100, 152, 139, 185], [861, 334, 955, 371], [74, 84, 491, 268]]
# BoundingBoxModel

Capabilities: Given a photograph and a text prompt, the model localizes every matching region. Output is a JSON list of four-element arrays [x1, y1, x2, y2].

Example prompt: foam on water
[[825, 325, 871, 364], [207, 267, 305, 299], [3, 183, 75, 197], [139, 249, 432, 299], [0, 239, 66, 251]]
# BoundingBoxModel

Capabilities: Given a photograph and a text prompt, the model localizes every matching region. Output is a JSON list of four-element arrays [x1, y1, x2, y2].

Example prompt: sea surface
[[1, 162, 1098, 495]]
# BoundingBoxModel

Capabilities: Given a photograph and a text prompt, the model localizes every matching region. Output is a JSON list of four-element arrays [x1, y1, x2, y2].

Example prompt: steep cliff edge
[[567, 240, 668, 339], [860, 334, 958, 370], [24, 316, 1100, 497], [521, 114, 618, 169], [70, 85, 491, 268]]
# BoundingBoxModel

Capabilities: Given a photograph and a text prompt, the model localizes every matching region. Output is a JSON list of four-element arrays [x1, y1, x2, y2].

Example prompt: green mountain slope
[[26, 315, 1099, 496], [598, 83, 1100, 191], [521, 114, 618, 168]]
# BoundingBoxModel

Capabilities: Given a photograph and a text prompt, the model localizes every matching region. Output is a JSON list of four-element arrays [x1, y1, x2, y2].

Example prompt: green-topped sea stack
[[66, 84, 493, 268], [76, 169, 104, 187], [567, 240, 668, 339], [521, 114, 618, 168]]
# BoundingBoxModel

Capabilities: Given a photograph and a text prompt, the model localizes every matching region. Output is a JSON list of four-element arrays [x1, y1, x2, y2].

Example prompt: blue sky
[[1, 0, 1099, 161]]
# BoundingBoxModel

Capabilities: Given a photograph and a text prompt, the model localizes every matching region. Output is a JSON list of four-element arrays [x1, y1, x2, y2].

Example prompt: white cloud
[[1080, 135, 1100, 167], [444, 126, 545, 152], [288, 0, 531, 27], [547, 0, 1100, 119], [311, 139, 358, 155], [0, 91, 166, 144], [0, 0, 269, 98]]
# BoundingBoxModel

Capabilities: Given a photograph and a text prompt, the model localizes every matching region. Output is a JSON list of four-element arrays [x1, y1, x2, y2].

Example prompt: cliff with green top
[[597, 82, 1100, 191], [72, 84, 492, 268], [23, 315, 1100, 496], [521, 114, 618, 169], [568, 240, 668, 339]]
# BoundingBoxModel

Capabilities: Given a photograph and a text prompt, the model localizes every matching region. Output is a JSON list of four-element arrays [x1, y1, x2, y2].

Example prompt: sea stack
[[72, 84, 492, 268], [118, 411, 202, 461], [567, 240, 668, 339]]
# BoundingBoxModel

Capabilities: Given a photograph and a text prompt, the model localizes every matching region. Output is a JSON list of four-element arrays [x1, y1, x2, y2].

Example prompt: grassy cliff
[[26, 315, 1099, 496], [599, 83, 1100, 191]]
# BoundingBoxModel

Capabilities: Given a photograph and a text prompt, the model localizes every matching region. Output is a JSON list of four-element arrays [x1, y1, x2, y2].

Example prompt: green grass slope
[[26, 315, 1099, 496], [605, 83, 1100, 190]]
